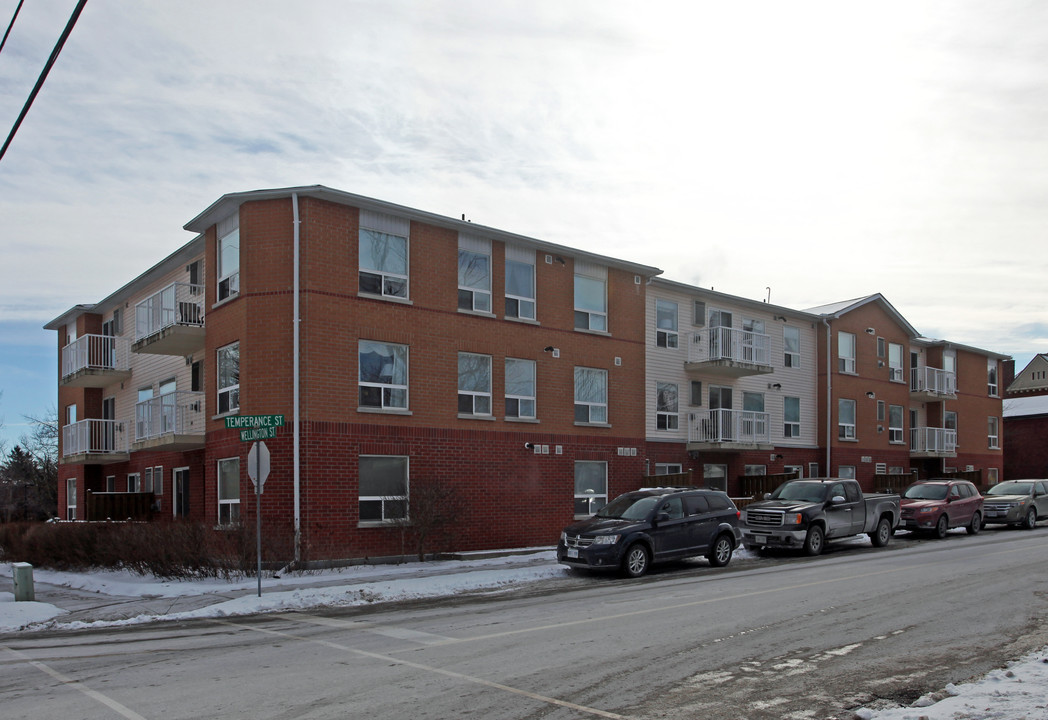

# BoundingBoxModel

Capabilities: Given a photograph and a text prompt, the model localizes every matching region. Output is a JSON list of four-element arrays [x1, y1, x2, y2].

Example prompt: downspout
[[292, 193, 301, 564], [822, 317, 832, 476]]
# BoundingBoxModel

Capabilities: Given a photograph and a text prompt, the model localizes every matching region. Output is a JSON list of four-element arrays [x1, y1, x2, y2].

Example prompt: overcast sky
[[1, 0, 1046, 447]]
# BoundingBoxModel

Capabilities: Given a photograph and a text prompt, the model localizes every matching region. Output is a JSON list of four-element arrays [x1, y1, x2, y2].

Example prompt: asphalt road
[[3, 527, 1048, 720]]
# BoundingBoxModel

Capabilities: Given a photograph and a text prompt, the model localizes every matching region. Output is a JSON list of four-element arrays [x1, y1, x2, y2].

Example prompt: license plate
[[985, 511, 998, 517], [567, 548, 579, 559], [752, 534, 768, 542]]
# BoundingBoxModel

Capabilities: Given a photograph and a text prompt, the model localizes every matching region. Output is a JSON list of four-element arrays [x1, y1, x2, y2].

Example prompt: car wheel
[[622, 543, 650, 578], [1024, 508, 1037, 530], [708, 534, 734, 567], [967, 512, 982, 535], [934, 514, 949, 539], [871, 517, 893, 547], [803, 525, 824, 556]]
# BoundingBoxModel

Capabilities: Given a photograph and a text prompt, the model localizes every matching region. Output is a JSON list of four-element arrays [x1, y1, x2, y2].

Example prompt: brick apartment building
[[1003, 354, 1048, 479]]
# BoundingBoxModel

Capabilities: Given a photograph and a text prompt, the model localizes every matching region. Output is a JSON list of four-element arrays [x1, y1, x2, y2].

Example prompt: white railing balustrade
[[910, 366, 957, 396], [135, 391, 205, 441], [689, 408, 770, 444], [688, 328, 770, 366], [135, 282, 204, 340], [910, 427, 957, 454], [62, 419, 128, 457], [61, 334, 129, 378]]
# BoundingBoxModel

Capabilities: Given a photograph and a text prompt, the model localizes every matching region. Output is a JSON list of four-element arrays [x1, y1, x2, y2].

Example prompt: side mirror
[[763, 493, 772, 500], [655, 512, 670, 524], [831, 495, 847, 504]]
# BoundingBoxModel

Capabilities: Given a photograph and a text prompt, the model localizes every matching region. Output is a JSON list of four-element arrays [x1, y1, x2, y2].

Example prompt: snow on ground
[[0, 592, 66, 629]]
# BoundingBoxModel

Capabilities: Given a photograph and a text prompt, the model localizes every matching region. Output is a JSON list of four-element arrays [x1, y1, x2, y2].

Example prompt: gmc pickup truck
[[739, 478, 901, 556]]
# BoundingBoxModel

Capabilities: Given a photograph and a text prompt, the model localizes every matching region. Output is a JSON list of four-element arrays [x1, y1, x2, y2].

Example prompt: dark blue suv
[[557, 487, 742, 577]]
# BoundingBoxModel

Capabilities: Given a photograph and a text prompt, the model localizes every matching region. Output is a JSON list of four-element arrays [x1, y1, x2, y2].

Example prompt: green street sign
[[225, 414, 285, 430], [240, 426, 277, 442]]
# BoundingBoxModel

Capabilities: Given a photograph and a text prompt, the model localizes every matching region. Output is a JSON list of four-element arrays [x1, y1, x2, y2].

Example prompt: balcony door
[[710, 386, 733, 440], [709, 309, 732, 360], [173, 467, 190, 518]]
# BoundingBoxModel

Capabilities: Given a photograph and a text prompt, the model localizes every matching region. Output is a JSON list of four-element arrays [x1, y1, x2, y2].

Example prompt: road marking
[[273, 613, 455, 645], [216, 619, 628, 720], [1, 645, 147, 720]]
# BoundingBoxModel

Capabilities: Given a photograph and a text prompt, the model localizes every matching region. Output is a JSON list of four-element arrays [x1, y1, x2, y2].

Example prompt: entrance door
[[704, 464, 728, 492], [173, 468, 190, 518]]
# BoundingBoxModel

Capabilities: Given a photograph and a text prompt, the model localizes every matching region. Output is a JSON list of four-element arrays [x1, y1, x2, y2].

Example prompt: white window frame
[[988, 359, 999, 396], [359, 455, 408, 523], [128, 472, 141, 493], [359, 212, 409, 299], [458, 352, 492, 416], [217, 214, 240, 301], [988, 416, 999, 449], [988, 467, 999, 485], [655, 299, 679, 349], [358, 340, 409, 410], [838, 398, 856, 440], [66, 478, 77, 520], [888, 405, 904, 444], [656, 382, 679, 430], [574, 367, 608, 424], [574, 460, 607, 517], [173, 466, 190, 518], [574, 274, 607, 332], [744, 464, 768, 476], [838, 465, 856, 479], [784, 464, 804, 479], [217, 342, 240, 415], [106, 475, 115, 492], [217, 457, 240, 525], [784, 326, 801, 368], [504, 358, 536, 420], [144, 466, 154, 493], [654, 463, 683, 476], [458, 247, 492, 313], [888, 343, 904, 382], [838, 332, 856, 374], [504, 254, 536, 320], [784, 396, 801, 438]]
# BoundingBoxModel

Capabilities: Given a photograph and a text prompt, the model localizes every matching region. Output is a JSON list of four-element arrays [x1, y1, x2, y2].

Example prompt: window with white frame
[[988, 359, 999, 396], [457, 235, 491, 312], [505, 247, 536, 320], [655, 300, 678, 348], [888, 343, 904, 382], [888, 405, 904, 443], [128, 472, 141, 493], [808, 462, 819, 478], [744, 464, 767, 476], [988, 416, 999, 449], [217, 213, 240, 301], [838, 398, 856, 440], [218, 342, 240, 415], [574, 367, 608, 424], [877, 337, 886, 358], [144, 466, 154, 493], [877, 400, 885, 422], [654, 463, 683, 475], [217, 457, 240, 525], [359, 455, 408, 522], [359, 210, 409, 299], [66, 478, 77, 520], [784, 465, 804, 479], [988, 467, 999, 485], [784, 396, 801, 438], [838, 332, 856, 374], [742, 391, 766, 437], [656, 382, 679, 430], [574, 461, 607, 516], [838, 465, 856, 479], [106, 475, 115, 492], [504, 358, 536, 419], [458, 353, 492, 416], [945, 410, 957, 446], [574, 267, 607, 332], [359, 340, 408, 410], [784, 326, 800, 368]]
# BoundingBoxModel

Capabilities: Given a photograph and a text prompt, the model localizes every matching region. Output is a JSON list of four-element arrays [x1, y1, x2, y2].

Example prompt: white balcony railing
[[910, 366, 957, 396], [910, 427, 957, 454], [688, 328, 770, 366], [62, 419, 128, 457], [61, 334, 130, 378], [135, 282, 204, 341], [689, 408, 770, 444], [135, 391, 205, 441]]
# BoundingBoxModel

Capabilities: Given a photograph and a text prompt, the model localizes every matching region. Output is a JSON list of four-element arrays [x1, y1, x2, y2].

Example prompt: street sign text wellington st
[[225, 413, 285, 441]]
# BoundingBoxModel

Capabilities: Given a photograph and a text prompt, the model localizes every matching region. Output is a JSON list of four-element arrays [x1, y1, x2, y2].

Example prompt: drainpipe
[[292, 193, 301, 563], [822, 317, 832, 476]]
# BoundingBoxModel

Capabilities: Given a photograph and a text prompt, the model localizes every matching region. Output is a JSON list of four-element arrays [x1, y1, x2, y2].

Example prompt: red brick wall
[[1003, 415, 1048, 480]]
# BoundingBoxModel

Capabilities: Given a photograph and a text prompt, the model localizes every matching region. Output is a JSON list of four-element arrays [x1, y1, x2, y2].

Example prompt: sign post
[[227, 415, 283, 597]]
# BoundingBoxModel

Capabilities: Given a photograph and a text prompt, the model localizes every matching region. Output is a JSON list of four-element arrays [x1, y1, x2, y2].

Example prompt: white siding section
[[574, 259, 607, 279], [360, 208, 409, 236], [505, 244, 533, 263], [217, 212, 238, 239], [458, 233, 491, 253]]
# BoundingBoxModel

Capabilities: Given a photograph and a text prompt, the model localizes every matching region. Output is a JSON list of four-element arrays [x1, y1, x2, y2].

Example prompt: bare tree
[[398, 478, 464, 562], [11, 405, 59, 518]]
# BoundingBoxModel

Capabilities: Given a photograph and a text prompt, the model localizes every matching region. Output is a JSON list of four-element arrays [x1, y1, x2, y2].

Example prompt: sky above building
[[0, 0, 1045, 447]]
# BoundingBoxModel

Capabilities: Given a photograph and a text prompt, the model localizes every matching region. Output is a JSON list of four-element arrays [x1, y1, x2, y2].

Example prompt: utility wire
[[0, 0, 27, 56], [0, 0, 89, 165]]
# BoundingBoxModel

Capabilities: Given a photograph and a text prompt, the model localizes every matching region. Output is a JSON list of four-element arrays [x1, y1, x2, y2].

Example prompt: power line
[[0, 0, 89, 165], [0, 0, 27, 56]]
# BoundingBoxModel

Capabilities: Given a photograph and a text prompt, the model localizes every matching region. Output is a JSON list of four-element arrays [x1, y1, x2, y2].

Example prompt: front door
[[650, 496, 690, 559], [824, 481, 860, 537], [173, 468, 190, 518]]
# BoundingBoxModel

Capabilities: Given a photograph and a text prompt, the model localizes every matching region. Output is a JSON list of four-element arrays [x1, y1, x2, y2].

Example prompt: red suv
[[900, 479, 983, 538]]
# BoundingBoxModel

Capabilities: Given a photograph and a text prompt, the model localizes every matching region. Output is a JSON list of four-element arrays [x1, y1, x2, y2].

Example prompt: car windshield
[[769, 482, 828, 503], [987, 482, 1032, 496], [595, 495, 661, 520], [903, 484, 948, 500]]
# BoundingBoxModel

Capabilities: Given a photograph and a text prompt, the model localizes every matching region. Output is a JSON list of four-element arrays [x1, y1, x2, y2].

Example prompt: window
[[505, 251, 536, 320], [784, 326, 800, 368], [877, 337, 886, 357], [692, 300, 706, 326], [784, 465, 804, 479], [217, 342, 240, 415], [218, 457, 240, 525], [458, 353, 492, 416], [144, 466, 154, 493], [745, 464, 767, 476], [838, 465, 856, 479], [988, 468, 999, 485], [945, 410, 958, 446], [988, 416, 999, 449], [574, 274, 607, 332], [654, 463, 683, 476], [217, 214, 240, 301], [106, 475, 115, 492], [888, 343, 904, 382], [988, 359, 999, 396], [743, 392, 766, 438], [888, 405, 904, 443], [808, 462, 819, 478], [458, 241, 491, 312], [838, 332, 856, 374], [574, 367, 608, 424], [504, 358, 536, 419], [359, 456, 408, 522], [191, 360, 203, 392], [574, 461, 607, 516], [877, 400, 885, 422], [784, 396, 800, 438], [690, 381, 703, 406], [359, 211, 409, 299], [128, 472, 141, 493], [359, 341, 408, 410], [655, 300, 678, 348], [838, 398, 856, 440], [66, 478, 77, 520], [656, 382, 679, 430]]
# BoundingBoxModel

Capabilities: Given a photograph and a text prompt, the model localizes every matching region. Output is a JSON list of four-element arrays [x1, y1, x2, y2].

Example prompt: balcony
[[132, 391, 205, 451], [131, 282, 205, 356], [59, 334, 132, 388], [687, 408, 773, 451], [910, 366, 957, 401], [910, 427, 957, 459], [61, 419, 129, 465], [685, 328, 773, 378]]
